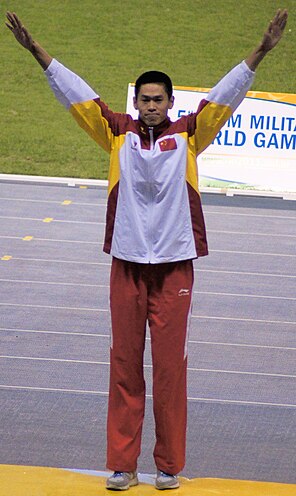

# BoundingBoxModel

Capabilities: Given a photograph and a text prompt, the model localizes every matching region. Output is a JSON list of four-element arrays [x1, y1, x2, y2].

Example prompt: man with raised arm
[[6, 9, 288, 491]]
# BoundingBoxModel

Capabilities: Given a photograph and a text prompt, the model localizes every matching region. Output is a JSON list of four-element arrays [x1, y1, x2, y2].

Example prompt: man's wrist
[[256, 43, 270, 55], [29, 40, 38, 55], [245, 44, 268, 71], [29, 40, 52, 70]]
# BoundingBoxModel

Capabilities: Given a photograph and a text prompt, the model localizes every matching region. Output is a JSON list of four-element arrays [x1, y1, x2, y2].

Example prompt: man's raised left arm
[[245, 9, 288, 71]]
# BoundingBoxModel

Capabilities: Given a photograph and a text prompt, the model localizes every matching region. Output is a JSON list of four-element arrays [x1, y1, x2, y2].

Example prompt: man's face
[[133, 83, 174, 127]]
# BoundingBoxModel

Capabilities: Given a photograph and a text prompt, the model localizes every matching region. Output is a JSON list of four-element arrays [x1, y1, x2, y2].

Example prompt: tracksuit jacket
[[45, 59, 255, 263]]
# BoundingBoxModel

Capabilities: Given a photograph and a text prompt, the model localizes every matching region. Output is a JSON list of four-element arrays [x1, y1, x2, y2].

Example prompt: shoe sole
[[106, 477, 139, 491], [155, 482, 180, 490]]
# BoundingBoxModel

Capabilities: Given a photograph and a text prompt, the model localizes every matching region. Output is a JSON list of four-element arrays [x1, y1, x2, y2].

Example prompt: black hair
[[135, 70, 173, 99]]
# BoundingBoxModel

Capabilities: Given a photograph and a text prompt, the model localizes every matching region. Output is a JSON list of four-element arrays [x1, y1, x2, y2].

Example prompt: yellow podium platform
[[0, 465, 295, 496]]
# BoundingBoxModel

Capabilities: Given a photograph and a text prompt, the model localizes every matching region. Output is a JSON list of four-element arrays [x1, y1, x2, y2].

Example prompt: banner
[[126, 85, 296, 193]]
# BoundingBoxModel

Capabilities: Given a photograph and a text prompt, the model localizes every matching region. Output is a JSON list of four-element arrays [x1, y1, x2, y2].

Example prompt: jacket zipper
[[147, 127, 155, 260], [149, 127, 154, 150]]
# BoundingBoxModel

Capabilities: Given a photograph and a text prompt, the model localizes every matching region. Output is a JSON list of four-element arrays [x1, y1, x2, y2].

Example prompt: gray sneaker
[[106, 471, 138, 490], [155, 470, 180, 490]]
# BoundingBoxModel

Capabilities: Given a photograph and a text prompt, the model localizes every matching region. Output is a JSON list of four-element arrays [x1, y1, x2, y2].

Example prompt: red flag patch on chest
[[159, 137, 177, 152]]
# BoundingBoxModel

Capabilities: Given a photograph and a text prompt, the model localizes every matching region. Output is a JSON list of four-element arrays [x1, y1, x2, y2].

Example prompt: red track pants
[[106, 257, 194, 475]]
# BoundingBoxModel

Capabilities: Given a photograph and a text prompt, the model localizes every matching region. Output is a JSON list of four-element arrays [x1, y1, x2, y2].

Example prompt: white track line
[[211, 249, 296, 257], [186, 396, 296, 408], [0, 235, 101, 245], [1, 242, 296, 261], [0, 302, 294, 325], [0, 278, 106, 288], [0, 327, 108, 338], [204, 210, 296, 220], [192, 314, 296, 325], [1, 215, 296, 238], [2, 265, 296, 279], [189, 340, 296, 351], [0, 384, 107, 395], [0, 197, 106, 206], [197, 268, 296, 279], [1, 355, 296, 379], [194, 290, 296, 301], [0, 384, 295, 408], [0, 215, 105, 225], [2, 230, 296, 242], [1, 197, 295, 218], [207, 229, 296, 238], [0, 355, 109, 365], [0, 236, 104, 246], [1, 253, 295, 269], [1, 327, 296, 351], [1, 257, 110, 266], [0, 302, 108, 312], [187, 367, 296, 379], [1, 278, 295, 301], [2, 233, 296, 245]]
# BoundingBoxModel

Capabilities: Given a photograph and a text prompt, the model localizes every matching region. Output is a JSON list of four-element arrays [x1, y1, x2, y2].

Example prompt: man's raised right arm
[[6, 11, 52, 70], [5, 12, 119, 152]]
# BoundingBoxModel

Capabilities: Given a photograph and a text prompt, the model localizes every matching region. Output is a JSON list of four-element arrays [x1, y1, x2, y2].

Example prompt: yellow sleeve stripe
[[177, 132, 199, 194], [108, 134, 127, 194], [70, 100, 113, 153], [186, 144, 199, 193], [195, 102, 232, 156]]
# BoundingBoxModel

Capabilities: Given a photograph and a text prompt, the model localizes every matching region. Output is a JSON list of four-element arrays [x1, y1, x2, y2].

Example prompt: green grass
[[1, 0, 295, 179]]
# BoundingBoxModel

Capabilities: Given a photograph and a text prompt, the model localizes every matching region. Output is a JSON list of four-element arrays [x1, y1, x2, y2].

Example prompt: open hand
[[261, 9, 288, 52], [6, 11, 34, 51]]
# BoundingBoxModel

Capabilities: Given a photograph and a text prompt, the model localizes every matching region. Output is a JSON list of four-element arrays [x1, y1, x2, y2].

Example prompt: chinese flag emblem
[[159, 138, 177, 151]]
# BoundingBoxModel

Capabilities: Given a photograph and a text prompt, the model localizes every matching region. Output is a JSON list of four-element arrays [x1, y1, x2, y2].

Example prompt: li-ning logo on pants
[[178, 288, 190, 297]]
